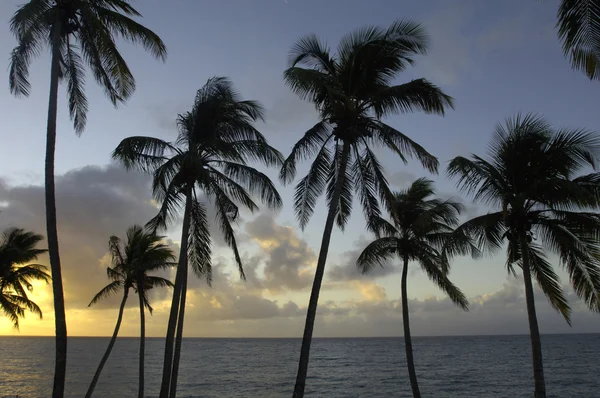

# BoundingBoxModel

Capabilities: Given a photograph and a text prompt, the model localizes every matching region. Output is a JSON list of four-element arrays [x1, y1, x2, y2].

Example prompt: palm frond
[[289, 33, 336, 73], [414, 242, 469, 310], [351, 147, 382, 228], [293, 140, 333, 230], [371, 121, 439, 173], [326, 143, 354, 229], [211, 161, 283, 211], [92, 5, 167, 62], [557, 0, 600, 79], [112, 136, 172, 172], [536, 213, 600, 311], [454, 212, 506, 256], [526, 244, 571, 323], [188, 199, 212, 284], [280, 121, 333, 185], [356, 237, 398, 274], [64, 39, 89, 134], [88, 280, 123, 307], [212, 187, 245, 280], [369, 79, 454, 118]]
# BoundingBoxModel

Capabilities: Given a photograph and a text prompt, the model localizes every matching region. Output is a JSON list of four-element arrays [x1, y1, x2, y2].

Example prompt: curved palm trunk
[[401, 256, 421, 398], [47, 20, 68, 398], [159, 189, 192, 398], [293, 142, 351, 398], [169, 262, 188, 398], [138, 287, 146, 398], [85, 288, 129, 398], [519, 231, 546, 398]]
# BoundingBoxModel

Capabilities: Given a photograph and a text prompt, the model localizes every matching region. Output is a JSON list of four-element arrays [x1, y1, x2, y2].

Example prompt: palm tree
[[356, 178, 471, 398], [8, 2, 166, 395], [447, 113, 600, 398], [280, 20, 454, 397], [112, 76, 283, 398], [85, 225, 175, 398], [0, 228, 50, 329], [556, 0, 600, 80]]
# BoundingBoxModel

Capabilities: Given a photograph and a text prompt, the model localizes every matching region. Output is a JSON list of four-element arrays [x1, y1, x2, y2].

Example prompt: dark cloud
[[0, 165, 174, 310]]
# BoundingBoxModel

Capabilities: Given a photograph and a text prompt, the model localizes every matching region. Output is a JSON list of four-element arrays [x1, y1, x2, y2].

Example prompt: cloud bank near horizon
[[1, 165, 599, 337]]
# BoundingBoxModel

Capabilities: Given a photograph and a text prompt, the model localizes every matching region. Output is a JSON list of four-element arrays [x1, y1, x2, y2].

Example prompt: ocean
[[1, 334, 598, 397]]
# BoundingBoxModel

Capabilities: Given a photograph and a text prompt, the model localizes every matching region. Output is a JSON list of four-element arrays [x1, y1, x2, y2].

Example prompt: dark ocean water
[[1, 334, 599, 397]]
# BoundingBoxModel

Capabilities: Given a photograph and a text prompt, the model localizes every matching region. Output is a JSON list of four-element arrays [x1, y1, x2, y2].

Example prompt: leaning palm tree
[[85, 225, 175, 398], [281, 20, 454, 397], [356, 179, 471, 398], [447, 113, 600, 398], [0, 228, 50, 329], [556, 0, 600, 80], [8, 2, 166, 395], [113, 76, 283, 398]]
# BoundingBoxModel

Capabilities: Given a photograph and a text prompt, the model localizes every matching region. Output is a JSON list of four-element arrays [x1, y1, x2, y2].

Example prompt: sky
[[1, 0, 600, 337]]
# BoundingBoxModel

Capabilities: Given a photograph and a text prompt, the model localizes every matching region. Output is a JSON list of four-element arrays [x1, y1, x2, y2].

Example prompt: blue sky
[[1, 0, 600, 337]]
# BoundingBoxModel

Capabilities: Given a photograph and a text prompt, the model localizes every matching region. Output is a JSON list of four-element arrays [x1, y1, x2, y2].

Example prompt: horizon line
[[1, 332, 597, 339]]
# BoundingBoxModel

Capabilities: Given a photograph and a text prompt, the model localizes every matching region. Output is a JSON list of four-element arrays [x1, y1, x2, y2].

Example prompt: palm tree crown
[[113, 76, 283, 281], [448, 113, 600, 321], [9, 0, 167, 133], [0, 228, 50, 329], [357, 178, 470, 308], [281, 20, 454, 229], [89, 225, 175, 310]]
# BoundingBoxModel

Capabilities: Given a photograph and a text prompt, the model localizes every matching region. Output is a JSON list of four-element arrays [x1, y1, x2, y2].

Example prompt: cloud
[[0, 165, 167, 310], [2, 165, 598, 338], [244, 214, 316, 292]]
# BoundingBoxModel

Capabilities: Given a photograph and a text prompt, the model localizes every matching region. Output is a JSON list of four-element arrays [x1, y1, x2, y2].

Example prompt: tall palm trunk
[[159, 189, 192, 398], [85, 288, 130, 398], [519, 230, 546, 398], [47, 20, 68, 398], [292, 142, 350, 398], [138, 286, 146, 398], [169, 261, 188, 398], [401, 256, 421, 398]]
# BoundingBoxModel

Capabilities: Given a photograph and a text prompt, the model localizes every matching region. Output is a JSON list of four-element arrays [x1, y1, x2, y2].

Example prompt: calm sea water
[[1, 334, 598, 397]]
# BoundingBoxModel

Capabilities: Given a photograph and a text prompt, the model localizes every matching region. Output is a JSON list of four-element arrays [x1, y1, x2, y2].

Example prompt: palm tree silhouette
[[280, 20, 454, 397], [357, 178, 472, 398], [448, 113, 600, 398], [0, 228, 50, 329], [112, 76, 283, 398], [85, 225, 175, 398], [8, 2, 166, 394]]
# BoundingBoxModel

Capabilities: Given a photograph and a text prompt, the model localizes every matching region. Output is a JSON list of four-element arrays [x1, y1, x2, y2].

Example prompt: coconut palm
[[556, 0, 600, 80], [112, 76, 283, 398], [0, 228, 50, 329], [281, 20, 454, 397], [447, 113, 600, 398], [356, 178, 471, 398], [8, 2, 166, 395], [85, 225, 175, 398]]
